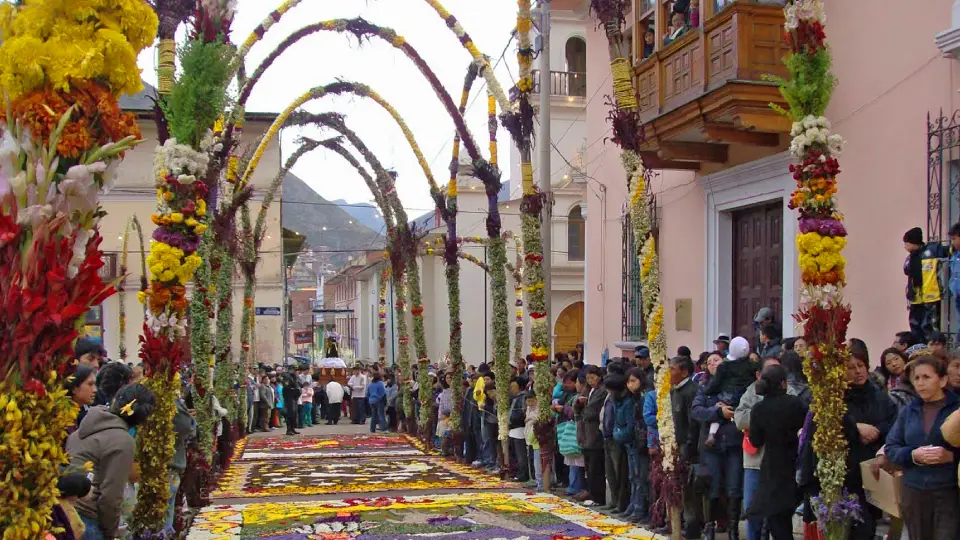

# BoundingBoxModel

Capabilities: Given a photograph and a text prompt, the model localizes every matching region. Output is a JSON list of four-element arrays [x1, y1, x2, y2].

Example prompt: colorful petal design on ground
[[211, 457, 515, 499], [237, 434, 429, 460], [188, 492, 662, 540]]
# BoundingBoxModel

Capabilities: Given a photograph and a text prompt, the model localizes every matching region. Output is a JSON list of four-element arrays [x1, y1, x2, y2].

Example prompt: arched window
[[564, 37, 587, 97], [568, 205, 585, 261]]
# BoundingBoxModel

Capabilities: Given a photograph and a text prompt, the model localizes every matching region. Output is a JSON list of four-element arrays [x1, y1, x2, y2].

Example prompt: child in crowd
[[524, 390, 542, 490], [704, 336, 757, 447], [300, 381, 314, 428]]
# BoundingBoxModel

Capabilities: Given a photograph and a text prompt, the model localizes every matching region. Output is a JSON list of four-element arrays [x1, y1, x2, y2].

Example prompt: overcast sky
[[137, 0, 520, 220]]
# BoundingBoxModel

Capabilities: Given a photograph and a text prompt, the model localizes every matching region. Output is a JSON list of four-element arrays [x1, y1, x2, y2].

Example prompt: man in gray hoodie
[[67, 384, 155, 540]]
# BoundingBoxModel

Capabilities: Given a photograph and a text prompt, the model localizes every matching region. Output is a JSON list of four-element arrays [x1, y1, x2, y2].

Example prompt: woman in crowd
[[554, 370, 584, 495], [843, 343, 899, 540], [877, 347, 909, 390], [884, 355, 960, 538], [67, 383, 156, 540], [437, 373, 454, 453], [574, 365, 607, 506], [384, 374, 399, 431], [692, 351, 743, 540], [888, 359, 919, 410], [93, 362, 132, 407], [735, 355, 786, 540], [65, 365, 97, 432], [746, 364, 808, 540], [948, 355, 960, 391], [625, 367, 653, 523], [779, 351, 812, 404]]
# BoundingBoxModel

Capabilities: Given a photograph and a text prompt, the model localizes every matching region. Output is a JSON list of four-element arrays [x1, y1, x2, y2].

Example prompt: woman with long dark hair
[[64, 365, 97, 431], [746, 364, 807, 539], [877, 347, 909, 390], [885, 355, 960, 538]]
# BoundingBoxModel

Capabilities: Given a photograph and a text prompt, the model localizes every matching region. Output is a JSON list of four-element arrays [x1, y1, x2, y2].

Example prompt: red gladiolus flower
[[23, 378, 46, 397], [0, 220, 116, 383]]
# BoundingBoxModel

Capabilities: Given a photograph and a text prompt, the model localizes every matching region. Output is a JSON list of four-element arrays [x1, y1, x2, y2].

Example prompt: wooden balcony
[[633, 2, 791, 170]]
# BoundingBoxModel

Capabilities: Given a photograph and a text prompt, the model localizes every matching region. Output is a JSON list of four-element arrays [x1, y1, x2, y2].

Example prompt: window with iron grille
[[622, 212, 645, 341]]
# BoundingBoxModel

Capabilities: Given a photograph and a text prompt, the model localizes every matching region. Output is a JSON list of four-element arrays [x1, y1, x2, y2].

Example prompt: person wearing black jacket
[[507, 379, 529, 482], [841, 352, 898, 540], [798, 350, 899, 540], [575, 365, 608, 505], [669, 356, 702, 539], [746, 364, 808, 539], [281, 372, 301, 436]]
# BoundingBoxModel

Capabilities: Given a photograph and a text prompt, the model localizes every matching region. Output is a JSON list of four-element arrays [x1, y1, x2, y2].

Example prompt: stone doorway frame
[[703, 151, 798, 351]]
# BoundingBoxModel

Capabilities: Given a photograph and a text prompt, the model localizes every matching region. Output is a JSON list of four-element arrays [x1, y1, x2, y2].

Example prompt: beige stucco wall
[[584, 0, 960, 363], [98, 120, 283, 365]]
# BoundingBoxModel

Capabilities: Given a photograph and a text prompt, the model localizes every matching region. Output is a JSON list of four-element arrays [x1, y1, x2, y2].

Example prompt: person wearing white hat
[[703, 337, 756, 447]]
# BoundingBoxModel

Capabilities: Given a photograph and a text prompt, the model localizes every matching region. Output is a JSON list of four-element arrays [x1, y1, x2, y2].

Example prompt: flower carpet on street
[[211, 456, 514, 499], [236, 434, 426, 460], [188, 492, 661, 540]]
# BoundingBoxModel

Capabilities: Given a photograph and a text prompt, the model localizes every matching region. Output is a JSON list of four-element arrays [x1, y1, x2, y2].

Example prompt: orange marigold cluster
[[1, 82, 141, 159]]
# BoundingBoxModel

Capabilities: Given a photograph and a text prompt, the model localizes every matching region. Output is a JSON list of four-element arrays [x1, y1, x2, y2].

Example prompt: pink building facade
[[582, 0, 960, 362]]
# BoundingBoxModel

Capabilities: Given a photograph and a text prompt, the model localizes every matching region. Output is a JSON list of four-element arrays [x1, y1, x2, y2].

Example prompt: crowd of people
[[388, 323, 960, 540], [242, 364, 395, 435], [55, 311, 960, 540], [59, 338, 197, 540]]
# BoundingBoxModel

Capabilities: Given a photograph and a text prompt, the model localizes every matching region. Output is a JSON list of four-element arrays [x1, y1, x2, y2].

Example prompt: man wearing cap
[[752, 307, 776, 349], [903, 226, 948, 343], [713, 334, 730, 356], [633, 345, 654, 382]]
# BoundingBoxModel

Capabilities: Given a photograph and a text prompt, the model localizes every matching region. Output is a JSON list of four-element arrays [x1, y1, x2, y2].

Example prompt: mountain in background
[[332, 199, 385, 233], [282, 174, 384, 267]]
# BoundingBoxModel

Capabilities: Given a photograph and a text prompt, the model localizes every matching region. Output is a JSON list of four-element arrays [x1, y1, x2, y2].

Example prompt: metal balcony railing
[[532, 70, 587, 98]]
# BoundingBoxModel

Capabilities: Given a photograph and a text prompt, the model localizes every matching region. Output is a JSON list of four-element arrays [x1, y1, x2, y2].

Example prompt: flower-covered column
[[0, 1, 156, 536], [379, 267, 390, 362], [445, 62, 478, 456], [190, 228, 216, 457], [778, 2, 853, 537], [134, 2, 235, 527], [134, 137, 210, 536]]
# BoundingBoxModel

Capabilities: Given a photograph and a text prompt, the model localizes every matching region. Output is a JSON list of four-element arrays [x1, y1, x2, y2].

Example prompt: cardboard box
[[860, 458, 903, 518]]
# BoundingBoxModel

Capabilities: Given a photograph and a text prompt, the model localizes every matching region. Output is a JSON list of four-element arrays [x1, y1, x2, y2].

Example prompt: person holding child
[[693, 337, 753, 540]]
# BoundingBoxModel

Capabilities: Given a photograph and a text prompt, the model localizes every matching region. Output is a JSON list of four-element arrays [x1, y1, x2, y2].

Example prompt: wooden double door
[[732, 202, 783, 347]]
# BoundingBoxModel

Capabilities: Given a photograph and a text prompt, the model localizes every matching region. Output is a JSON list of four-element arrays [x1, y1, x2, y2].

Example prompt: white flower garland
[[153, 138, 210, 182], [789, 115, 844, 159], [784, 0, 826, 30]]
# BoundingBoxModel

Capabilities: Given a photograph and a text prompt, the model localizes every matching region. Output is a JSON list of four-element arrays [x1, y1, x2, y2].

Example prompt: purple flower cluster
[[152, 227, 199, 254], [799, 217, 847, 237], [811, 489, 863, 531]]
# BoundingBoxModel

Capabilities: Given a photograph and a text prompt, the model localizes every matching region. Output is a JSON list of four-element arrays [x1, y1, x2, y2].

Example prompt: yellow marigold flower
[[160, 270, 176, 282], [185, 218, 198, 227], [194, 224, 208, 234], [162, 191, 174, 201], [170, 213, 184, 223]]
